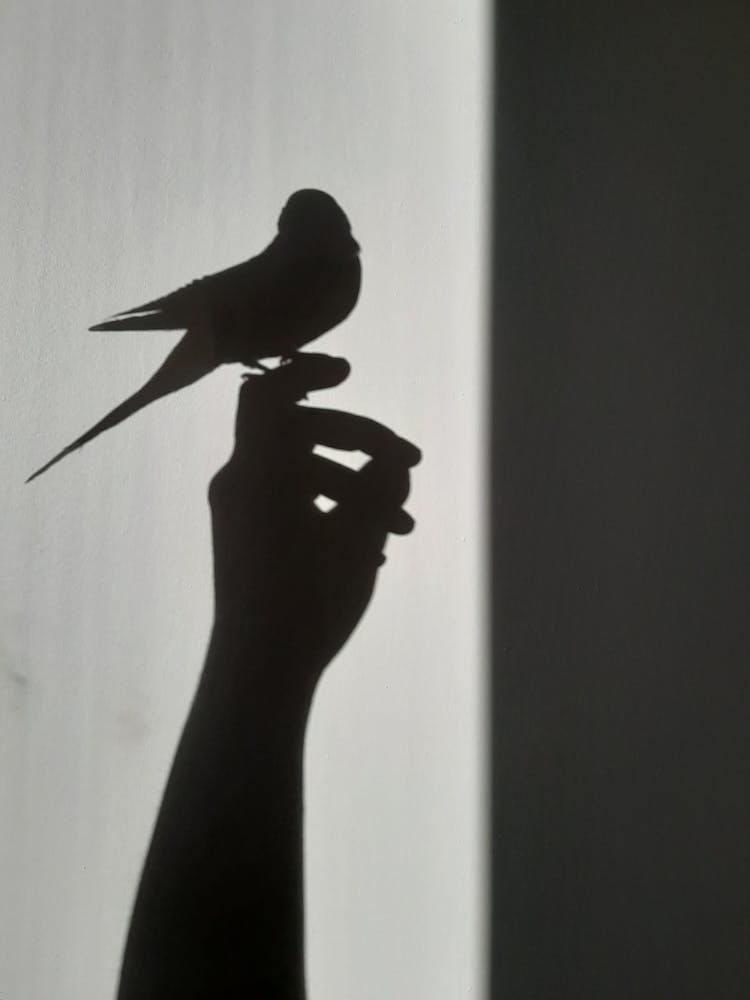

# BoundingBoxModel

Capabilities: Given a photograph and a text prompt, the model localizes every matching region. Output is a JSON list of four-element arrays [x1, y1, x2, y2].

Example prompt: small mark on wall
[[112, 704, 152, 744]]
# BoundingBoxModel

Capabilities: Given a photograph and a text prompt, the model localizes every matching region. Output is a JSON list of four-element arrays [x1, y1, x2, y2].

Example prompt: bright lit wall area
[[0, 3, 489, 998]]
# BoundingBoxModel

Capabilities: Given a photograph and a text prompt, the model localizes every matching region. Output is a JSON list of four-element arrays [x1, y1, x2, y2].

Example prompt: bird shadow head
[[277, 190, 360, 255]]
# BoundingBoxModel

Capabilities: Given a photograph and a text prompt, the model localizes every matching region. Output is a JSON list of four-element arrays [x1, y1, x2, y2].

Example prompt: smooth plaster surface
[[0, 3, 488, 998]]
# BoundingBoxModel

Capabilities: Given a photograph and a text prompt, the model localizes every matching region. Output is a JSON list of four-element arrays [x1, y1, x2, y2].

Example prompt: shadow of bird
[[26, 189, 361, 482]]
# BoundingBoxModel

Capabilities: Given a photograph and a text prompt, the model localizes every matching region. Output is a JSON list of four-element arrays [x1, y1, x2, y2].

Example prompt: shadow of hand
[[115, 353, 420, 1000], [208, 353, 421, 688]]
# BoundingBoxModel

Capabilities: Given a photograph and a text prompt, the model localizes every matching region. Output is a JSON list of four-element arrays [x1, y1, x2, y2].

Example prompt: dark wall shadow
[[492, 5, 750, 998]]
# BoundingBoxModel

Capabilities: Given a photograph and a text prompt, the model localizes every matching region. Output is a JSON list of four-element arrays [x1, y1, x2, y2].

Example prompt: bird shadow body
[[26, 189, 361, 482]]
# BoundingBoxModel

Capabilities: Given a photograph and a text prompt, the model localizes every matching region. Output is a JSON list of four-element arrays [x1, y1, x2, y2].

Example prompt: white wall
[[0, 3, 488, 998]]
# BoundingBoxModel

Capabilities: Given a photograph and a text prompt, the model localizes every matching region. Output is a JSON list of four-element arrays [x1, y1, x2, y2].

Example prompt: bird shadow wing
[[88, 252, 268, 332], [89, 278, 206, 331]]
